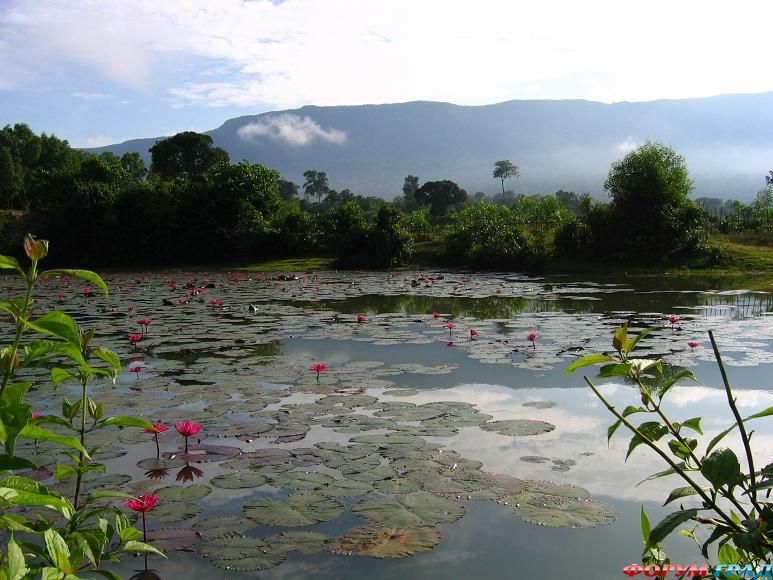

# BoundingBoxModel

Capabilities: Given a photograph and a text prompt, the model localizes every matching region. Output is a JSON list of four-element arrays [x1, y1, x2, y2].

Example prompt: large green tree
[[604, 142, 704, 261], [149, 131, 229, 182], [414, 180, 467, 218], [493, 160, 519, 195]]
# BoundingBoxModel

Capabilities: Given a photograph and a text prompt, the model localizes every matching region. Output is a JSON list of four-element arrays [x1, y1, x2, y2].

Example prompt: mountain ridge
[[89, 92, 773, 201]]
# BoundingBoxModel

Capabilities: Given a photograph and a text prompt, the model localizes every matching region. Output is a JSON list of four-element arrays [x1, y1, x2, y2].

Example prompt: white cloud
[[615, 138, 639, 155], [72, 135, 120, 148], [237, 114, 346, 146], [3, 0, 773, 109], [71, 91, 111, 101]]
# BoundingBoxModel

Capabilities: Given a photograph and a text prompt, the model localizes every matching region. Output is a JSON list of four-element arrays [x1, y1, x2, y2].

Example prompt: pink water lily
[[527, 332, 538, 347], [357, 314, 366, 323], [128, 333, 143, 347], [137, 318, 152, 333], [144, 421, 167, 457], [129, 364, 142, 379], [446, 323, 457, 340], [310, 363, 329, 381], [666, 315, 680, 330], [688, 341, 699, 351], [470, 329, 478, 340], [125, 494, 159, 544], [175, 420, 202, 453]]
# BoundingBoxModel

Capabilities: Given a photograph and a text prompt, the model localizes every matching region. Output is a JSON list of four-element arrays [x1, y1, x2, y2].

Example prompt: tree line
[[0, 123, 771, 270]]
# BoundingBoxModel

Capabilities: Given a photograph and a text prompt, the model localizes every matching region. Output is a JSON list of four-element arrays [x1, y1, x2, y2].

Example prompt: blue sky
[[2, 0, 772, 148]]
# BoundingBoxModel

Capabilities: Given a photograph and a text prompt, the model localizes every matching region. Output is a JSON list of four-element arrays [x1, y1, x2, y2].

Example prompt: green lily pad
[[526, 481, 590, 499], [512, 493, 617, 528], [271, 471, 336, 491], [152, 501, 200, 523], [244, 493, 344, 526], [211, 471, 268, 489], [137, 457, 187, 470], [200, 536, 286, 571], [480, 419, 555, 437], [352, 492, 464, 526], [264, 531, 329, 555], [383, 389, 418, 397], [162, 444, 241, 463], [192, 516, 257, 539], [155, 484, 211, 501], [374, 478, 423, 494], [322, 479, 374, 497], [329, 526, 441, 558]]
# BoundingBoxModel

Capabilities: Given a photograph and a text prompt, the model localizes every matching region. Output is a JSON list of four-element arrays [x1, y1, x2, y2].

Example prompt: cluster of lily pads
[[9, 269, 772, 574]]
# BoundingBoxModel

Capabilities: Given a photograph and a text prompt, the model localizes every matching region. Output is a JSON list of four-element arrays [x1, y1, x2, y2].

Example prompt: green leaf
[[41, 269, 108, 296], [0, 454, 37, 471], [99, 416, 153, 430], [640, 506, 651, 543], [717, 542, 740, 565], [701, 448, 741, 489], [1, 383, 31, 406], [51, 368, 76, 387], [663, 486, 703, 506], [623, 326, 653, 356], [680, 417, 703, 435], [707, 406, 773, 454], [91, 347, 121, 374], [8, 534, 27, 580], [564, 354, 615, 374], [649, 508, 700, 544], [668, 438, 697, 461], [26, 312, 81, 347], [44, 529, 72, 573], [118, 527, 142, 542], [121, 540, 166, 558], [23, 341, 86, 368], [597, 363, 632, 378], [612, 325, 627, 352], [744, 478, 773, 494], [19, 425, 89, 458], [626, 422, 669, 459], [0, 401, 32, 455], [0, 255, 22, 272], [622, 405, 646, 417], [607, 419, 622, 443]]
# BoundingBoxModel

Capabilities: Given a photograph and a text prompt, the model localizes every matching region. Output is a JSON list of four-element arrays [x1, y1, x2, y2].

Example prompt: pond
[[11, 269, 773, 579]]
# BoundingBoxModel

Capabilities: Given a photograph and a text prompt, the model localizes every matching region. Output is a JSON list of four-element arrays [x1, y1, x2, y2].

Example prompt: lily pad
[[152, 501, 200, 524], [322, 479, 374, 497], [211, 471, 268, 489], [352, 492, 465, 526], [264, 531, 329, 555], [271, 471, 336, 491], [329, 526, 441, 558], [512, 493, 617, 528], [192, 516, 257, 539], [480, 419, 555, 437], [526, 481, 590, 499], [162, 444, 240, 463], [200, 536, 286, 571], [155, 484, 211, 501], [244, 493, 344, 526]]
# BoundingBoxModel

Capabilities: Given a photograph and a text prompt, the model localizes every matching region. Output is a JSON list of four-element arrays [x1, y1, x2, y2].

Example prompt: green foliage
[[302, 170, 330, 203], [149, 131, 229, 182], [603, 142, 708, 262], [414, 180, 467, 219], [446, 202, 541, 269], [0, 235, 157, 578], [568, 325, 772, 571]]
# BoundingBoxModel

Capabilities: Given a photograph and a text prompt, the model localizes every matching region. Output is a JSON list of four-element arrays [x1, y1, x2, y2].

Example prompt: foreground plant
[[566, 324, 772, 576], [0, 234, 161, 578]]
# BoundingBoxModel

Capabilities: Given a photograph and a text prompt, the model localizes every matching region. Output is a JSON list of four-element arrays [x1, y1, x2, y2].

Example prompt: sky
[[1, 0, 772, 148]]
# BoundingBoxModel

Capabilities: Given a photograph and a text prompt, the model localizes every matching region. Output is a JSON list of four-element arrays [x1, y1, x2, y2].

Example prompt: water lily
[[666, 315, 680, 330], [433, 311, 441, 318], [145, 468, 169, 480], [688, 341, 699, 351], [470, 329, 478, 340], [357, 314, 366, 323], [144, 422, 168, 457], [129, 333, 142, 345], [310, 363, 329, 381], [82, 287, 92, 298], [527, 332, 538, 347], [446, 323, 456, 340], [125, 495, 159, 544], [175, 420, 202, 453], [137, 318, 152, 334]]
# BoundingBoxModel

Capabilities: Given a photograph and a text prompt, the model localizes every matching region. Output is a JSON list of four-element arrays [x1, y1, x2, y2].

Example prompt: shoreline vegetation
[[1, 125, 772, 289]]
